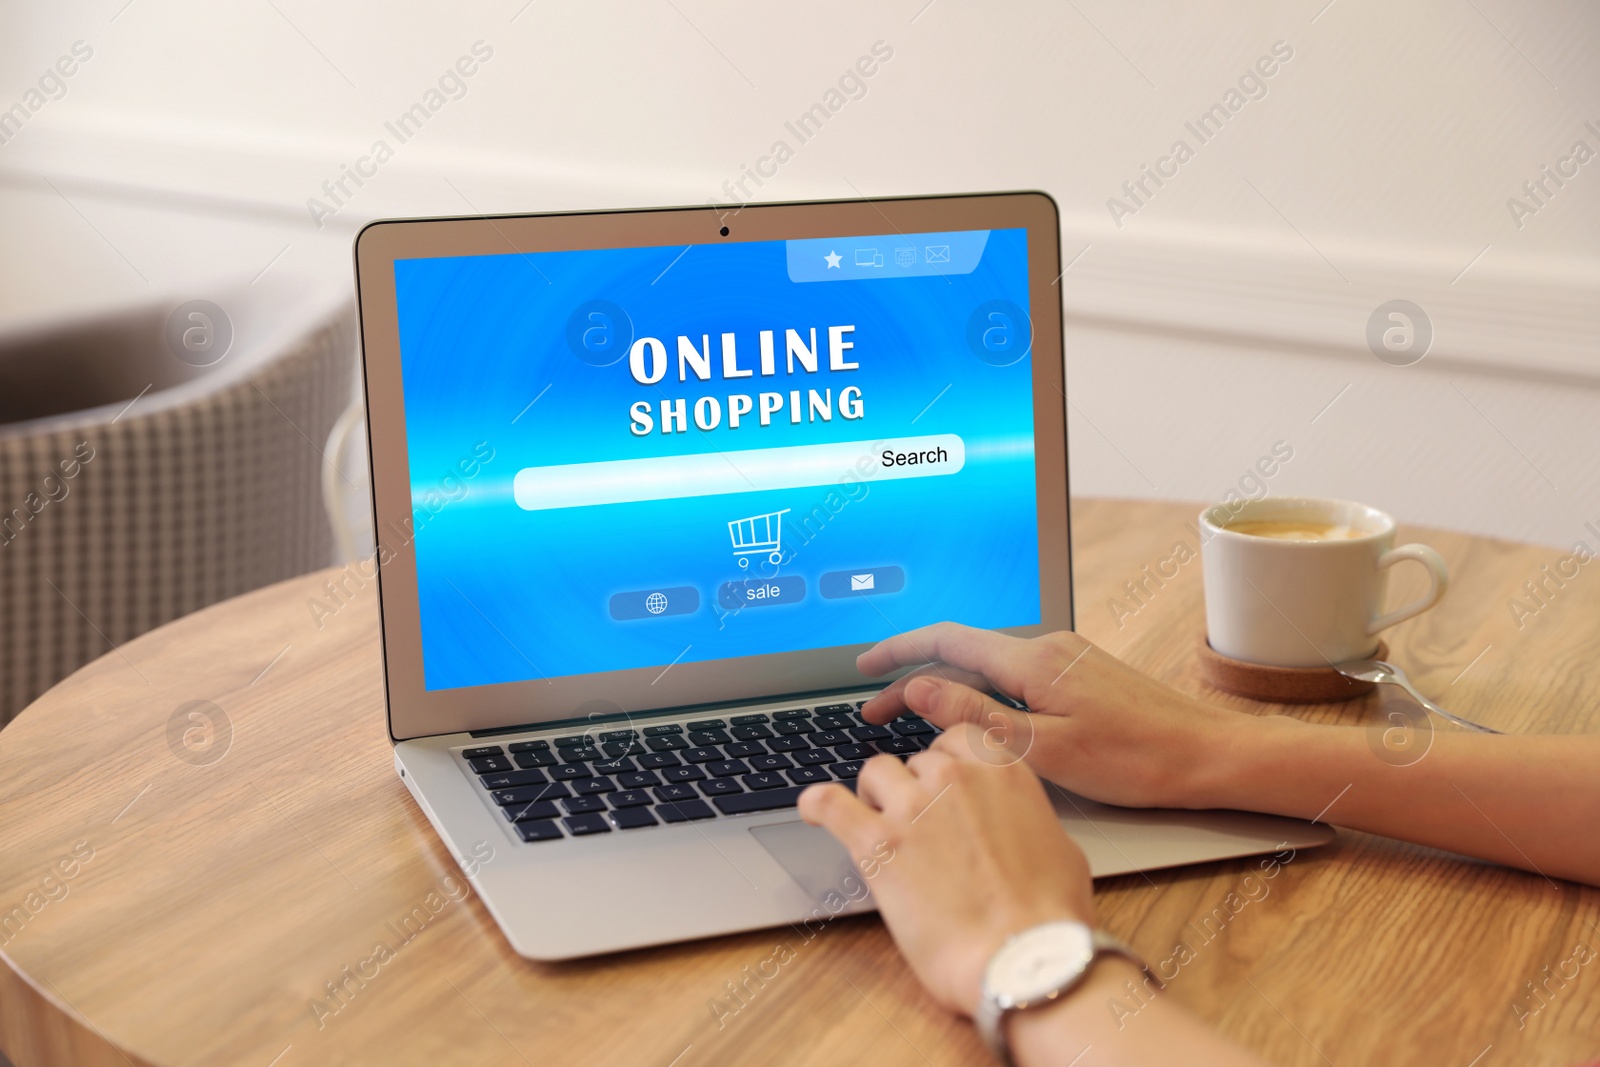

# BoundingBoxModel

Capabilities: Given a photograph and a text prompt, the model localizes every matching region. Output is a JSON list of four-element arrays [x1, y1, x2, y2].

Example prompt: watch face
[[986, 921, 1096, 1007]]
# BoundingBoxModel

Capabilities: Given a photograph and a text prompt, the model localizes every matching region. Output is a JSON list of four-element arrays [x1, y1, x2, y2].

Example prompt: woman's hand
[[855, 623, 1259, 810], [798, 725, 1094, 1015]]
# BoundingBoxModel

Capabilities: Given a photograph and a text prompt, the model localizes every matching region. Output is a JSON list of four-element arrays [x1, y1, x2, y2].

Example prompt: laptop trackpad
[[749, 821, 868, 904]]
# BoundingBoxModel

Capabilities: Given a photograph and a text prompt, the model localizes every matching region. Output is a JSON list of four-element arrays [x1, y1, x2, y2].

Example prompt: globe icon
[[645, 592, 668, 615]]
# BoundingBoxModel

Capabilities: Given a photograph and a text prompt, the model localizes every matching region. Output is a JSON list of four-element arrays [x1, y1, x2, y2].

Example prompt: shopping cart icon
[[728, 508, 790, 569]]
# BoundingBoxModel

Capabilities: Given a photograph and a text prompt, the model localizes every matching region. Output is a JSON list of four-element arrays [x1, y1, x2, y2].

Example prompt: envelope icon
[[850, 573, 876, 591], [924, 245, 950, 263]]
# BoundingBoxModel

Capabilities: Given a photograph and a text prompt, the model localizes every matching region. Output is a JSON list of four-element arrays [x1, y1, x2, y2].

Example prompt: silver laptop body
[[355, 194, 1333, 960]]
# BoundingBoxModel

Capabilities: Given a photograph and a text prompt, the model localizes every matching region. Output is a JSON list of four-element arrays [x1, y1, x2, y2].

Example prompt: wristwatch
[[976, 920, 1160, 1067]]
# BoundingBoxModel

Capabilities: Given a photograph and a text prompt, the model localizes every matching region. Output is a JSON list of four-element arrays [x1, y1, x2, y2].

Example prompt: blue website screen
[[394, 226, 1040, 691]]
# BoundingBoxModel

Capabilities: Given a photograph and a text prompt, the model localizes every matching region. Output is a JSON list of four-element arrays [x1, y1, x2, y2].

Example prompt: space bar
[[713, 786, 807, 815]]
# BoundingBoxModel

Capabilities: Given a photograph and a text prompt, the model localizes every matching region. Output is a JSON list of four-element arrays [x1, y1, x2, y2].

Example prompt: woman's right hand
[[856, 623, 1268, 811]]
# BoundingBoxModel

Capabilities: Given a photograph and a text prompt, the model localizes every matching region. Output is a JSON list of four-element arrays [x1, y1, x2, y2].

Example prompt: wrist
[[1185, 710, 1308, 810], [1005, 957, 1148, 1066]]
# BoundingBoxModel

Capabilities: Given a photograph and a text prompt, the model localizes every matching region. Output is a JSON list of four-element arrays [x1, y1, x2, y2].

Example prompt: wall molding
[[4, 118, 1596, 386]]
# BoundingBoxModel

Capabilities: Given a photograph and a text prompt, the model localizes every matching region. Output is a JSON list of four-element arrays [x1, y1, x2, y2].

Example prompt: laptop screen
[[393, 226, 1040, 691]]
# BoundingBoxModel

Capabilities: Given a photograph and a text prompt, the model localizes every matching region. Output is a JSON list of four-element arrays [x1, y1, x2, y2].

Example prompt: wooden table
[[2, 499, 1597, 1067]]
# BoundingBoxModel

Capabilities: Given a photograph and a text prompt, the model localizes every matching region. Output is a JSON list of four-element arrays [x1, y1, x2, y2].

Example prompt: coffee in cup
[[1223, 519, 1363, 542]]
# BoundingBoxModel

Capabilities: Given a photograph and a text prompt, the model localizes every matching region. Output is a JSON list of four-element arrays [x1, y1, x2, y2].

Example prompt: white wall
[[2, 0, 1596, 547]]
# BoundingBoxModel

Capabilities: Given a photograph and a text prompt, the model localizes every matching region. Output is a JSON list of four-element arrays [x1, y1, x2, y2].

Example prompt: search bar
[[513, 434, 965, 511]]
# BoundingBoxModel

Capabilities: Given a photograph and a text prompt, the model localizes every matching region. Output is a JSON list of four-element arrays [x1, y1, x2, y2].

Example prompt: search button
[[610, 586, 699, 621], [819, 566, 905, 599]]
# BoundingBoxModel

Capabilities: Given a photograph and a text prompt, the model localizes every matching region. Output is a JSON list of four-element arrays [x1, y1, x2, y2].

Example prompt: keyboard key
[[792, 748, 836, 766], [610, 807, 659, 830], [602, 741, 647, 758], [514, 750, 556, 769], [767, 736, 809, 753], [687, 718, 727, 731], [479, 768, 548, 789], [592, 757, 636, 775], [876, 737, 922, 756], [563, 813, 611, 835], [662, 765, 706, 783], [617, 771, 661, 789], [724, 740, 766, 758], [811, 730, 851, 747], [653, 783, 698, 802], [644, 723, 685, 736], [731, 724, 774, 741], [772, 709, 811, 720], [892, 718, 938, 736], [748, 753, 793, 772], [731, 713, 770, 725], [553, 735, 594, 748], [707, 759, 750, 778], [714, 786, 807, 815], [786, 766, 832, 785], [813, 714, 852, 731], [609, 790, 652, 808], [849, 725, 893, 743], [508, 739, 551, 754], [462, 745, 504, 761], [832, 760, 864, 779], [501, 800, 560, 823], [492, 783, 568, 805], [834, 744, 875, 761], [688, 729, 732, 746], [557, 746, 602, 763], [550, 763, 593, 781], [774, 720, 814, 735], [637, 752, 681, 769], [599, 729, 638, 742], [572, 776, 617, 795], [814, 703, 855, 715], [516, 820, 563, 842], [647, 735, 688, 751], [742, 772, 787, 790], [682, 746, 723, 764], [657, 799, 716, 823], [699, 778, 743, 797], [561, 796, 607, 815], [468, 755, 512, 774]]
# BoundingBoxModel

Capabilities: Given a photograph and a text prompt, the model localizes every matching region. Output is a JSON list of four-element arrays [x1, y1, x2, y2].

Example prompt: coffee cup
[[1199, 497, 1449, 668]]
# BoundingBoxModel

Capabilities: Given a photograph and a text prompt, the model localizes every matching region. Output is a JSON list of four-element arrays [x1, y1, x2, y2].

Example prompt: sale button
[[718, 576, 807, 609]]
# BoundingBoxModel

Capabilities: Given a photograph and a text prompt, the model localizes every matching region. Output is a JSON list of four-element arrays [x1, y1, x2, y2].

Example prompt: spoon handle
[[1389, 675, 1503, 735]]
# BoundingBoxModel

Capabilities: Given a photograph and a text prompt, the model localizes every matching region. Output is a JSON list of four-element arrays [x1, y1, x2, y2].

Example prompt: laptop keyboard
[[459, 702, 941, 842]]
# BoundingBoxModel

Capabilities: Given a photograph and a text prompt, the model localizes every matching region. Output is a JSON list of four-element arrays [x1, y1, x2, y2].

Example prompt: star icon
[[824, 250, 842, 269]]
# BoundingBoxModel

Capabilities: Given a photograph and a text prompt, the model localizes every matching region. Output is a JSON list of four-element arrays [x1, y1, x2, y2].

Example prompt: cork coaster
[[1197, 638, 1387, 704]]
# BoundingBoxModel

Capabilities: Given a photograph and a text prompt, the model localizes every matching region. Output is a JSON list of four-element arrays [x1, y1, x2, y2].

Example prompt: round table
[[2, 499, 1597, 1067]]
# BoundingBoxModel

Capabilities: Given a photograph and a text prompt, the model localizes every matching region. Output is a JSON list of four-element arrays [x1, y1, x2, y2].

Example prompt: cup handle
[[1368, 544, 1450, 635]]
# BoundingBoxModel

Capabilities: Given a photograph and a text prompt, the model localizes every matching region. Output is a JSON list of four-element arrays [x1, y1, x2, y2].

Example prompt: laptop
[[353, 192, 1333, 960]]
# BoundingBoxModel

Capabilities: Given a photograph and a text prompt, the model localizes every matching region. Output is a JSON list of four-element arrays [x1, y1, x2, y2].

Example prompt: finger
[[854, 753, 923, 817], [904, 747, 955, 782], [856, 622, 1037, 697], [913, 690, 1037, 769], [859, 663, 990, 723], [798, 782, 884, 856]]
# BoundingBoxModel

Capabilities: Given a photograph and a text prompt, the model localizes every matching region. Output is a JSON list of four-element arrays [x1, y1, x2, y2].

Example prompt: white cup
[[1199, 497, 1449, 668]]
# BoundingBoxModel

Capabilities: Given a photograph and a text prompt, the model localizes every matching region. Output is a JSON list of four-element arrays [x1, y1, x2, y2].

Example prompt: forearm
[[1197, 716, 1600, 886], [1009, 960, 1271, 1067]]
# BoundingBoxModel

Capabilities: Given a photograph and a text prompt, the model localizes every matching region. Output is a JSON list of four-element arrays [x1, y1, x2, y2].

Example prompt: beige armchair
[[0, 278, 355, 724]]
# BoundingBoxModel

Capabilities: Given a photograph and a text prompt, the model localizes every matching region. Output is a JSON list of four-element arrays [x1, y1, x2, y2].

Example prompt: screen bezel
[[355, 192, 1072, 743]]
